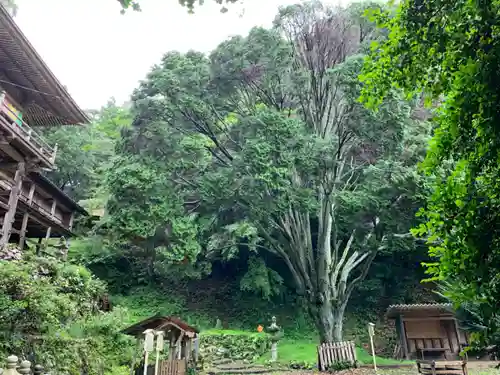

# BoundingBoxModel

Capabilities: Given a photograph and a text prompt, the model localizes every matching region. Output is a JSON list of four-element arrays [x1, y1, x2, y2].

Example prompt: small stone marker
[[18, 361, 31, 375], [33, 364, 44, 375], [4, 356, 19, 375]]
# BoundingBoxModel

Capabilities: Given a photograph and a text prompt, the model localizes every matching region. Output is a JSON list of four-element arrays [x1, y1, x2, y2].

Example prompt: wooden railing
[[0, 105, 56, 163], [317, 341, 358, 371], [0, 180, 65, 226]]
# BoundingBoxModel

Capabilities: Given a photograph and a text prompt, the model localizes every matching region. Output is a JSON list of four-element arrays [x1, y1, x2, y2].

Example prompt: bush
[[199, 330, 268, 364], [0, 256, 135, 375]]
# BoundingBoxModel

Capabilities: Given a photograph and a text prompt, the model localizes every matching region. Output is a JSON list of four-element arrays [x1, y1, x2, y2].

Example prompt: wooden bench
[[417, 347, 448, 360], [416, 360, 468, 375]]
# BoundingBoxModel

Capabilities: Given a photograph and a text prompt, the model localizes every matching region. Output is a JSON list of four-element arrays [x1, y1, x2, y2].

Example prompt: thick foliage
[[0, 255, 134, 375], [361, 0, 500, 331], [118, 0, 240, 13], [198, 331, 268, 365], [105, 1, 429, 342]]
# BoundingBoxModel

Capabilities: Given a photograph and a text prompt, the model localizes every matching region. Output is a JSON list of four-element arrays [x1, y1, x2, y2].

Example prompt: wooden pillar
[[168, 335, 176, 360], [45, 227, 51, 241], [0, 162, 25, 248], [186, 339, 192, 362], [35, 237, 42, 255], [27, 183, 35, 204], [68, 212, 75, 230], [193, 336, 199, 363], [50, 200, 56, 217], [18, 212, 29, 248], [50, 143, 58, 164], [18, 183, 35, 249], [453, 319, 462, 354], [398, 315, 410, 360]]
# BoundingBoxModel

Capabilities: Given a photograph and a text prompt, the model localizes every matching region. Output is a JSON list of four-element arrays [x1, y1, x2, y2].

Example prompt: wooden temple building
[[0, 3, 89, 250], [386, 303, 469, 360], [122, 316, 199, 375]]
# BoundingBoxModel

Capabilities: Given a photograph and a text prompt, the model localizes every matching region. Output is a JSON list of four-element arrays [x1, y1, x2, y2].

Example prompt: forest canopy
[[96, 1, 431, 343]]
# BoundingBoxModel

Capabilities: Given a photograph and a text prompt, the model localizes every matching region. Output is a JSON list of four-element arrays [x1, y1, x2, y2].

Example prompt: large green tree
[[117, 0, 240, 13], [361, 0, 500, 318], [106, 1, 428, 342], [0, 0, 17, 16], [38, 100, 130, 202]]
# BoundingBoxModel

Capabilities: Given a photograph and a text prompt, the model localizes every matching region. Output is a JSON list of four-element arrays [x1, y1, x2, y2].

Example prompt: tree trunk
[[332, 302, 347, 342], [316, 297, 334, 343], [314, 298, 348, 343]]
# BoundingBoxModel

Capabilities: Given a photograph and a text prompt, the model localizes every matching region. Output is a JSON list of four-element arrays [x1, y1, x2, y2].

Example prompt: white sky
[[14, 0, 341, 110]]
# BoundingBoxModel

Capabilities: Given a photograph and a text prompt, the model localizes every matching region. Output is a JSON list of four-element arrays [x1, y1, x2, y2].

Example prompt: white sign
[[144, 329, 155, 352]]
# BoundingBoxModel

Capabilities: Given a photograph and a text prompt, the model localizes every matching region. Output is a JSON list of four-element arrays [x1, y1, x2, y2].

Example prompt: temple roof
[[386, 303, 454, 319], [121, 315, 199, 337], [0, 4, 89, 127]]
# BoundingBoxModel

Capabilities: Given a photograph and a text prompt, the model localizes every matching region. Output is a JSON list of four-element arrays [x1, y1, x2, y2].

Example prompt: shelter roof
[[0, 4, 89, 127], [386, 303, 453, 319], [121, 315, 199, 337]]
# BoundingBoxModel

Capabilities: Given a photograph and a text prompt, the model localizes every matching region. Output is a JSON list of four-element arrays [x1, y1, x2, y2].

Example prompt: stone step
[[212, 359, 233, 365], [209, 369, 276, 375], [216, 364, 267, 371]]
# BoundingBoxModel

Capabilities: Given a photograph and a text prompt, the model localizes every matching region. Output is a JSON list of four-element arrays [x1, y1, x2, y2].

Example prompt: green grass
[[255, 337, 412, 365]]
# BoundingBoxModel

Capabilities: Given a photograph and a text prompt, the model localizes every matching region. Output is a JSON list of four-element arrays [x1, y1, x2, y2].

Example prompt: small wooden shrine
[[386, 303, 469, 360], [122, 316, 199, 375]]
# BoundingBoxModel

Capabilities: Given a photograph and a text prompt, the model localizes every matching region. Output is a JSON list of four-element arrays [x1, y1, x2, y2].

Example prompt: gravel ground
[[276, 367, 500, 375]]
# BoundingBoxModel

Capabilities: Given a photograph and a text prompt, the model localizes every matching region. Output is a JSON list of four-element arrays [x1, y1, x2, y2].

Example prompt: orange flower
[[257, 325, 264, 333]]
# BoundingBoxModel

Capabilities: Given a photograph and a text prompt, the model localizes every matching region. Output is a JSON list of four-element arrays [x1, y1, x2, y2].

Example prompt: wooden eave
[[386, 303, 454, 319], [121, 315, 199, 337], [0, 4, 89, 127]]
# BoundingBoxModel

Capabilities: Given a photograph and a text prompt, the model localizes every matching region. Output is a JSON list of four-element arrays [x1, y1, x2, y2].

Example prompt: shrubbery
[[0, 255, 135, 375], [198, 330, 268, 364]]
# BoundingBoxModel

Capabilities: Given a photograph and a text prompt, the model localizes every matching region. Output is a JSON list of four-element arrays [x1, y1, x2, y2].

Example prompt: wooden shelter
[[122, 316, 199, 375], [386, 303, 469, 360], [0, 3, 89, 250]]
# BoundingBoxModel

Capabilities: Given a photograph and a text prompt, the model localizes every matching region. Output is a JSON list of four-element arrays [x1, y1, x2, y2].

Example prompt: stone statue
[[267, 316, 282, 362]]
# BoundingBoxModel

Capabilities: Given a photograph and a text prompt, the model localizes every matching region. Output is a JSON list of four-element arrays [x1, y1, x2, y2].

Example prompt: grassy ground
[[255, 337, 411, 366]]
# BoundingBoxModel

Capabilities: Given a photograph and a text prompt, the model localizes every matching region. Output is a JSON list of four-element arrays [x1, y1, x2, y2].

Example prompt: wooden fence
[[158, 359, 186, 375], [318, 341, 357, 371]]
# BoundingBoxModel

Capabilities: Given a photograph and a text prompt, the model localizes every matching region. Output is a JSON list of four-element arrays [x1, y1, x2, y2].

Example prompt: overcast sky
[[14, 0, 327, 110]]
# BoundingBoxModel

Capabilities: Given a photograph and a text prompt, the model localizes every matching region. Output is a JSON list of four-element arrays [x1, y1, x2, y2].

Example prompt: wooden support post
[[50, 143, 58, 164], [35, 237, 42, 255], [45, 227, 51, 241], [18, 212, 29, 248], [68, 212, 75, 230], [453, 319, 462, 355], [27, 183, 35, 204], [0, 162, 25, 248], [399, 315, 410, 360], [50, 200, 56, 217], [193, 337, 199, 363]]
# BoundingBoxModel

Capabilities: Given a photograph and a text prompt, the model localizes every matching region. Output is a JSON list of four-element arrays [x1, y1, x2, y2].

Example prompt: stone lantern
[[267, 316, 282, 362]]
